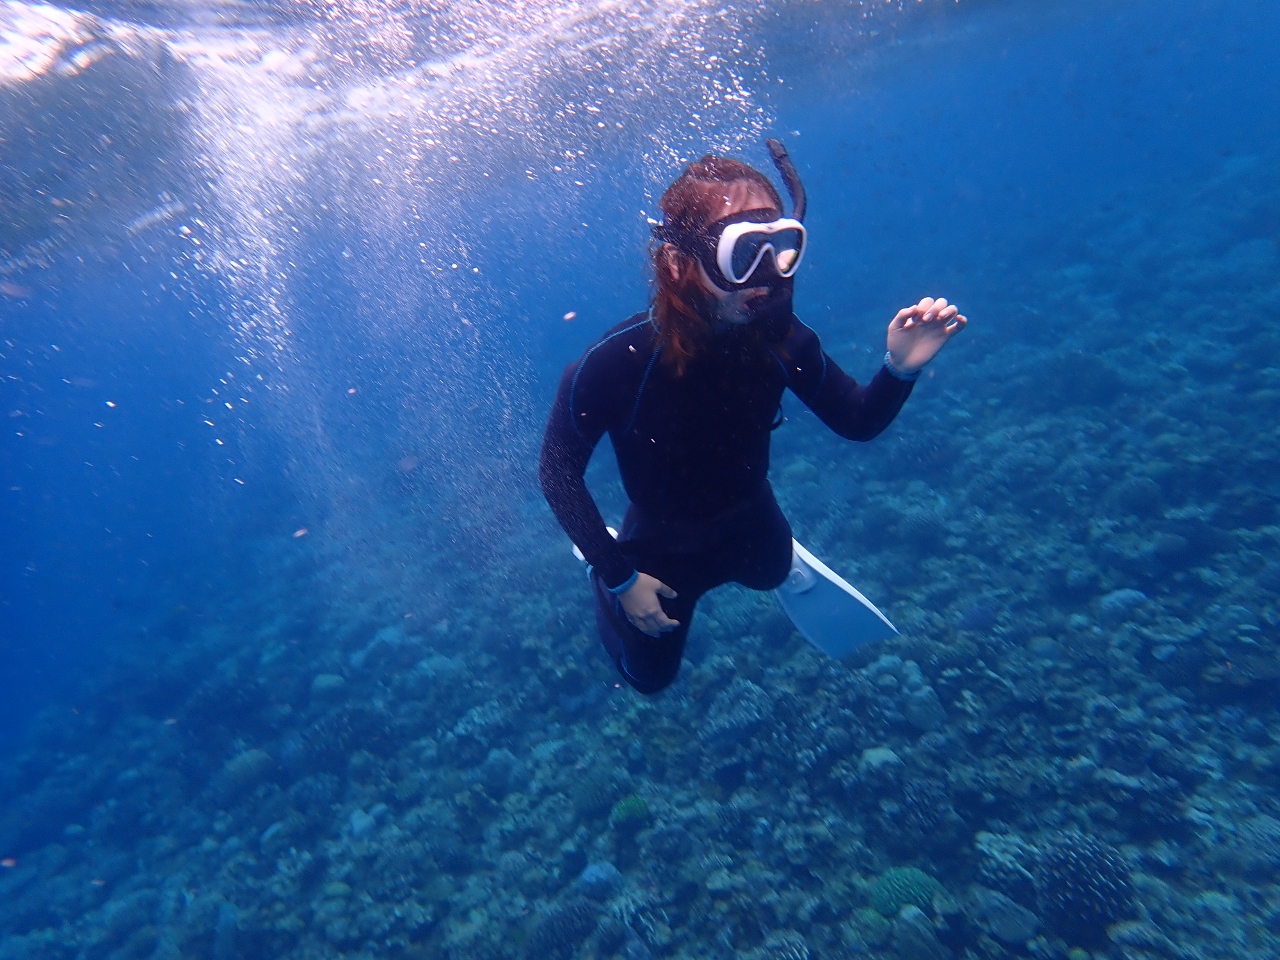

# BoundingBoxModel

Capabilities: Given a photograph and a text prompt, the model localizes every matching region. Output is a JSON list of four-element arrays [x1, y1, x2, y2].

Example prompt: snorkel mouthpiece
[[765, 138, 806, 223]]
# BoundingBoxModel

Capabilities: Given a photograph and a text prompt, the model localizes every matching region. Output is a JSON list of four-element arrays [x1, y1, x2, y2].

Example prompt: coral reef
[[2, 100, 1280, 960], [1032, 832, 1136, 947], [868, 867, 946, 918]]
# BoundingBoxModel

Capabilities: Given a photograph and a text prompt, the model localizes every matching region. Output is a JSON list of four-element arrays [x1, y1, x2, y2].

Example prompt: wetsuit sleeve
[[538, 359, 635, 591], [782, 319, 915, 440]]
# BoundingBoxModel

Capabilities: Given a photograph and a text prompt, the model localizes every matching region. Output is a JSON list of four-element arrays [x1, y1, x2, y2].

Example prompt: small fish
[[0, 281, 32, 299], [1, 858, 16, 868], [0, 236, 59, 275], [125, 200, 187, 236], [293, 528, 309, 538]]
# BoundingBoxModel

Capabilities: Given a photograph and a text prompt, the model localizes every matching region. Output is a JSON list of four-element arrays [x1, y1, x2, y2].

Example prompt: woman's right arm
[[540, 387, 679, 636], [538, 362, 636, 590]]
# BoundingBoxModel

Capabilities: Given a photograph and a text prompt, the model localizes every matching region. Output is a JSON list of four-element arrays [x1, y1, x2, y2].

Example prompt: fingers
[[897, 298, 954, 329], [889, 307, 914, 331], [945, 314, 968, 336], [904, 298, 963, 326], [630, 610, 680, 638], [652, 611, 680, 633], [657, 582, 678, 599], [640, 611, 680, 642], [922, 297, 952, 322]]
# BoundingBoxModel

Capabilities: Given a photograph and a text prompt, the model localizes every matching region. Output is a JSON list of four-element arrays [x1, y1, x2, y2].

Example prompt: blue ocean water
[[2, 0, 1279, 957]]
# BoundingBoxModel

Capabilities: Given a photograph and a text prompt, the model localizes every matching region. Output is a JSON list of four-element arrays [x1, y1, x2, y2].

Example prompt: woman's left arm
[[783, 297, 966, 440]]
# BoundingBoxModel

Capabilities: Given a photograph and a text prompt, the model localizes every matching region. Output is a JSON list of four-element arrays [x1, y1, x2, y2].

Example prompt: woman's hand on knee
[[619, 573, 679, 637]]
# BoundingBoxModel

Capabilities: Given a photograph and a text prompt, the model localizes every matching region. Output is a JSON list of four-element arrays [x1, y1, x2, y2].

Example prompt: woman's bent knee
[[618, 661, 679, 695]]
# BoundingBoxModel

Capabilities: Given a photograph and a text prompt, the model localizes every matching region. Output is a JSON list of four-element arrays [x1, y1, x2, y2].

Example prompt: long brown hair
[[651, 156, 782, 374]]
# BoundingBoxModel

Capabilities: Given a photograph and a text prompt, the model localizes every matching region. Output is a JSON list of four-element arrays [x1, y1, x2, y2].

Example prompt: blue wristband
[[608, 570, 639, 595], [884, 351, 922, 382]]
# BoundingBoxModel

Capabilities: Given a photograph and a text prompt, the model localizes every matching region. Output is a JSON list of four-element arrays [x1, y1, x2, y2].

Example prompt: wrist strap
[[608, 570, 640, 595], [884, 351, 922, 382]]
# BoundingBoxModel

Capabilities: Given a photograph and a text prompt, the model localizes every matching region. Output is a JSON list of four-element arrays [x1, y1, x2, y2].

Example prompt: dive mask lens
[[717, 218, 807, 285]]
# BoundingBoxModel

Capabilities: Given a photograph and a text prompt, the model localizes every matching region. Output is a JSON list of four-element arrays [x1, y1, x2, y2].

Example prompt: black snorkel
[[746, 138, 806, 337], [765, 138, 806, 223]]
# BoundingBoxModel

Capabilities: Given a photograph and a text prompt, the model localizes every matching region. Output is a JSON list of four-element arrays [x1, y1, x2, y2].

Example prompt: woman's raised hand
[[886, 296, 967, 376]]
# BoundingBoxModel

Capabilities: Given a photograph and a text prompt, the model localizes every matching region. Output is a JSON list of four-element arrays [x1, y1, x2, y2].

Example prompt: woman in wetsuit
[[539, 144, 965, 694]]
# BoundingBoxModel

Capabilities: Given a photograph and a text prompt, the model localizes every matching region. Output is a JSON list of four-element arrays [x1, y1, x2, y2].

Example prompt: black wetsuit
[[539, 310, 915, 693]]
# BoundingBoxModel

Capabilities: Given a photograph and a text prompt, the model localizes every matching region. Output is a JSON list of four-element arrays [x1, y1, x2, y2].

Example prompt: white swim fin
[[775, 540, 898, 659]]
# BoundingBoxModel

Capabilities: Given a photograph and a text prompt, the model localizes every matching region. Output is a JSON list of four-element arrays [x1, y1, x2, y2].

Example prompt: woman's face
[[667, 181, 782, 327]]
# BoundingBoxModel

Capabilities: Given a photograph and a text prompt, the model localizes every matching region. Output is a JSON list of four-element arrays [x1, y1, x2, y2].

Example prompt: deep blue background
[[2, 0, 1278, 749]]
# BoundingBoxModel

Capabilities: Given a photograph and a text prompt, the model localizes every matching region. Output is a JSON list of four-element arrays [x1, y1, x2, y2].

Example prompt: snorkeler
[[539, 141, 966, 694]]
